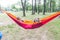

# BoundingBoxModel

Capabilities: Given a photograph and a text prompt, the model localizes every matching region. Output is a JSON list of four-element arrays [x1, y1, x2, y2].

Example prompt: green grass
[[0, 11, 60, 40]]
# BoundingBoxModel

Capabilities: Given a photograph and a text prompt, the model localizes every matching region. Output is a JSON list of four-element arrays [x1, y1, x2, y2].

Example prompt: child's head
[[37, 18, 39, 19], [17, 17, 20, 20]]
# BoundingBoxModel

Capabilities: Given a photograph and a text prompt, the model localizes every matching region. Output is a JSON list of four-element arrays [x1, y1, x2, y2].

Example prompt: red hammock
[[3, 11, 60, 29]]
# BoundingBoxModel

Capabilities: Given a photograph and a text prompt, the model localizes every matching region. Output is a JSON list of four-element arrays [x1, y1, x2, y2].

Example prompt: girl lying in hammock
[[34, 18, 40, 22], [17, 17, 40, 23], [17, 17, 24, 22]]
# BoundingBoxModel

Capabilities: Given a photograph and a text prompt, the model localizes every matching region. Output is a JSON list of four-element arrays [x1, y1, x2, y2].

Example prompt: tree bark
[[43, 0, 46, 15], [21, 0, 26, 16], [50, 0, 52, 12], [32, 0, 35, 15], [35, 0, 37, 12], [38, 0, 40, 14]]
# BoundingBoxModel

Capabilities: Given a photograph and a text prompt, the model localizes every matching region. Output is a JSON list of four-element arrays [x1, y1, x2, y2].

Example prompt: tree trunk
[[38, 0, 40, 14], [43, 0, 46, 15], [32, 0, 35, 15], [35, 0, 37, 12], [21, 0, 26, 16], [50, 0, 52, 12]]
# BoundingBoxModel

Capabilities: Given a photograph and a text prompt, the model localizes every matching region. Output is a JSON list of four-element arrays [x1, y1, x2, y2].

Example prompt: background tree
[[21, 0, 26, 16], [1, 0, 59, 15], [32, 0, 35, 15], [43, 0, 46, 15], [51, 0, 56, 12], [57, 0, 60, 11], [38, 0, 41, 14], [49, 0, 52, 12], [11, 5, 17, 11], [35, 0, 37, 12]]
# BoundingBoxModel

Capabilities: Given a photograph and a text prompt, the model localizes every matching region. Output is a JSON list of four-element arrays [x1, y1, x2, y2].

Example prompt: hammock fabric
[[3, 11, 60, 29]]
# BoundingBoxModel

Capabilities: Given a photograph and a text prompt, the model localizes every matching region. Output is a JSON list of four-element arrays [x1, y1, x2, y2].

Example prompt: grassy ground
[[0, 11, 60, 40]]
